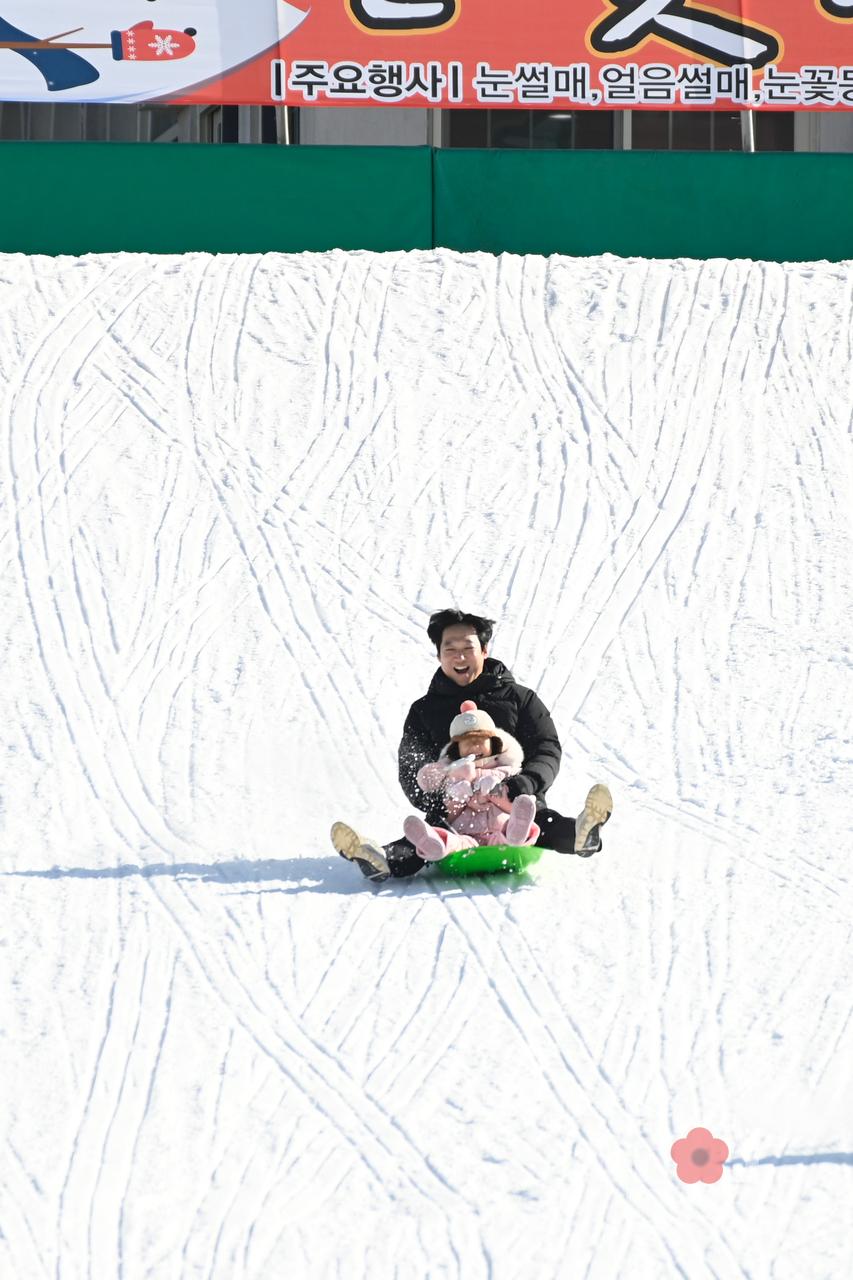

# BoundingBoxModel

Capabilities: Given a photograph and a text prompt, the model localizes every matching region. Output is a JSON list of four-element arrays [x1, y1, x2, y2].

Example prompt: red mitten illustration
[[112, 22, 197, 62]]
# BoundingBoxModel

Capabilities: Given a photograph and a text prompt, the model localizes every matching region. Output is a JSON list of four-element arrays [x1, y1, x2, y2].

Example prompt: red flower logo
[[671, 1128, 729, 1184]]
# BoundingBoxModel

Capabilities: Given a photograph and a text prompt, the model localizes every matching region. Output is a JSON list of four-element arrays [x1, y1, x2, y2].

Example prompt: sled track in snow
[[423, 874, 749, 1279], [2, 250, 852, 1278], [3, 260, 482, 1271]]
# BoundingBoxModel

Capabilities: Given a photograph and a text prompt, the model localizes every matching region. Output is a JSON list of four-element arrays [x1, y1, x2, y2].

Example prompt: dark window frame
[[442, 108, 795, 153]]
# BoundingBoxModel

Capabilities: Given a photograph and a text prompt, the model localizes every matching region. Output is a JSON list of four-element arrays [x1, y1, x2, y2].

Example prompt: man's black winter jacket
[[398, 657, 562, 824]]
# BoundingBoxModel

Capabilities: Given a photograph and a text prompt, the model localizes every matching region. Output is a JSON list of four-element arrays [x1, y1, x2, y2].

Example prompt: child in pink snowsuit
[[403, 701, 540, 861]]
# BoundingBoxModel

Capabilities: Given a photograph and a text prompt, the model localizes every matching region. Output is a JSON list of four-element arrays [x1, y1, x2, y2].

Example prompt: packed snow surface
[[1, 248, 852, 1279]]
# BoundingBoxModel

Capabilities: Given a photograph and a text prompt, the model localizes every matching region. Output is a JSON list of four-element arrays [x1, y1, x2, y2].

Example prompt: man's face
[[438, 624, 488, 686]]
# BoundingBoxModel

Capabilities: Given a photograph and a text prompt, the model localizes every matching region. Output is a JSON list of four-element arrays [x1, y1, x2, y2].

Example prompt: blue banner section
[[0, 15, 99, 92]]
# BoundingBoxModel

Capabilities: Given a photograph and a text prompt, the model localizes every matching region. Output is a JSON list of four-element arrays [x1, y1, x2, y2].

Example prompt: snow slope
[[1, 248, 851, 1279]]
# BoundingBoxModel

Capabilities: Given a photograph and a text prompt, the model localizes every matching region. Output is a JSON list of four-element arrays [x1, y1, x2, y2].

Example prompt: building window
[[444, 109, 615, 150], [752, 112, 796, 151], [146, 107, 181, 143], [629, 110, 794, 151], [201, 105, 239, 144], [261, 106, 279, 144], [443, 108, 794, 153]]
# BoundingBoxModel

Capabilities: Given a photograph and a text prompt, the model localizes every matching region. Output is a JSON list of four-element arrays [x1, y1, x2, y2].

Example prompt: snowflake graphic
[[148, 33, 179, 57]]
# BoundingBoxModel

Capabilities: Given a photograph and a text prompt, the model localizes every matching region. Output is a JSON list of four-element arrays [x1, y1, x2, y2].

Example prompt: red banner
[[2, 3, 853, 109], [189, 1, 853, 110]]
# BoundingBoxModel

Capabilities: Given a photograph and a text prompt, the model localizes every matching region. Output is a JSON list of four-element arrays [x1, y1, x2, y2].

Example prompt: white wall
[[797, 110, 853, 152], [297, 106, 430, 146]]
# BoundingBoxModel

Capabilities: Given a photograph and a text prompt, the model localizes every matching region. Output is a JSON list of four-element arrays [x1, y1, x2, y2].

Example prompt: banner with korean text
[[2, 3, 853, 110]]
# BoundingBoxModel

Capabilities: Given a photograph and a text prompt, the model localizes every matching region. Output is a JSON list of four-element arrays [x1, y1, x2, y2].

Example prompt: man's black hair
[[427, 609, 495, 655]]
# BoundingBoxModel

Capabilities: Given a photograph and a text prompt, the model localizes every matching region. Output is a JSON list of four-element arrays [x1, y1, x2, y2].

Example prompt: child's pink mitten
[[417, 762, 447, 791]]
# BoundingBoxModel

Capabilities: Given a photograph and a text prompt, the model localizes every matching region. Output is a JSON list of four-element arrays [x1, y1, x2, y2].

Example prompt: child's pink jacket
[[415, 730, 525, 844]]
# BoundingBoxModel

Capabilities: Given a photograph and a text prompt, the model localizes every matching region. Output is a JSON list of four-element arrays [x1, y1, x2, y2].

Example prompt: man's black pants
[[383, 807, 583, 879]]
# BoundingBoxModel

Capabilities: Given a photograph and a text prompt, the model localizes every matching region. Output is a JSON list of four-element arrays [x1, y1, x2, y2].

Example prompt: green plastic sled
[[435, 843, 544, 877]]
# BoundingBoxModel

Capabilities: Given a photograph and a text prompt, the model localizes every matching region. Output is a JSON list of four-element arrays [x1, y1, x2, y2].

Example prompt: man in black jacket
[[332, 608, 612, 883]]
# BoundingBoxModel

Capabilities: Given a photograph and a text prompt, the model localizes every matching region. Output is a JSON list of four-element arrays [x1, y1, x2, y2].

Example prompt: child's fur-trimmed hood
[[438, 727, 524, 774]]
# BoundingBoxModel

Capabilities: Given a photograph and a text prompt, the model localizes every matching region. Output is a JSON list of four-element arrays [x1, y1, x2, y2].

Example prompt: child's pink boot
[[505, 794, 538, 845], [403, 815, 450, 862]]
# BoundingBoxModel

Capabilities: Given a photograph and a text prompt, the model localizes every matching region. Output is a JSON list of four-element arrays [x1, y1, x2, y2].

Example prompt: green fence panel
[[0, 143, 432, 255], [434, 149, 853, 262], [3, 143, 853, 260]]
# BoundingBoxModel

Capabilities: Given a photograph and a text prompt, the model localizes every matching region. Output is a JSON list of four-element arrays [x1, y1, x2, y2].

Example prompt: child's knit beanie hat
[[449, 700, 497, 742]]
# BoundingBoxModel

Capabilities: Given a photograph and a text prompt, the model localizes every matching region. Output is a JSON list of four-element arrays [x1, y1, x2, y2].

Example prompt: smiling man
[[331, 608, 612, 883], [436, 618, 489, 685]]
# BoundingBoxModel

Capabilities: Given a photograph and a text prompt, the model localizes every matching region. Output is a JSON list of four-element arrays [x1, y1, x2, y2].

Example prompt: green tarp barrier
[[0, 142, 433, 255], [434, 149, 853, 262], [1, 142, 853, 261]]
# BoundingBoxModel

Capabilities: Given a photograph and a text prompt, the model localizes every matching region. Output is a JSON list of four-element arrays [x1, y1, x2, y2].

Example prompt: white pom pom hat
[[449, 700, 497, 742]]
